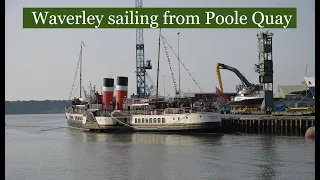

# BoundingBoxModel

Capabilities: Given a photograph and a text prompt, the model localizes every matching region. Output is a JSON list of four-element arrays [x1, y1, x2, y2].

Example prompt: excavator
[[215, 63, 266, 114], [216, 63, 262, 93]]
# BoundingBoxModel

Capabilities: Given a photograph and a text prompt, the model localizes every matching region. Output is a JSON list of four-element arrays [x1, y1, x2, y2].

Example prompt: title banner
[[23, 8, 297, 29]]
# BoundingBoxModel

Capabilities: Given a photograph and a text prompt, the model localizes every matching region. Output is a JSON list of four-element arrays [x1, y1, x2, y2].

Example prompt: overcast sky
[[5, 0, 314, 101]]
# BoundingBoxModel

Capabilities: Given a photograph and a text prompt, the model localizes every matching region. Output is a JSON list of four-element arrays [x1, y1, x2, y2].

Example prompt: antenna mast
[[305, 64, 308, 76]]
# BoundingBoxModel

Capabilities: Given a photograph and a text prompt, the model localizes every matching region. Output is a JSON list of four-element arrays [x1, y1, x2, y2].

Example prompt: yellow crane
[[216, 64, 224, 93]]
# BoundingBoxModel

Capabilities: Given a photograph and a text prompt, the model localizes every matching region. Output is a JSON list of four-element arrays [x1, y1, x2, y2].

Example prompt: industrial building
[[273, 81, 310, 99]]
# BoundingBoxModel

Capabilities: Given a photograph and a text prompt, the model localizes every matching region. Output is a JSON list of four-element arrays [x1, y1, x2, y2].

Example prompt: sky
[[5, 0, 315, 101]]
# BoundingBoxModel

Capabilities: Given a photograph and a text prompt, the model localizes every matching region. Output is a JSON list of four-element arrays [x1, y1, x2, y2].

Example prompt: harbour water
[[5, 114, 315, 180]]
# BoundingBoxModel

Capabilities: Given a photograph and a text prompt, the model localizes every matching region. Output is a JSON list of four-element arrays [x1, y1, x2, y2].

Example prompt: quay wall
[[221, 114, 315, 136]]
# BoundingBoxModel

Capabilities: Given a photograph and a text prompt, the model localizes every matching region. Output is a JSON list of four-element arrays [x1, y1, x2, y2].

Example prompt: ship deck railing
[[65, 107, 85, 114], [87, 104, 114, 111], [126, 107, 218, 115], [66, 104, 115, 112]]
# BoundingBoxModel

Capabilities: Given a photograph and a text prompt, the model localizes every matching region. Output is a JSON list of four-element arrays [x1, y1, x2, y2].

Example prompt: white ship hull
[[126, 112, 221, 132], [66, 111, 131, 131], [66, 112, 85, 129], [82, 113, 131, 131], [66, 111, 222, 132]]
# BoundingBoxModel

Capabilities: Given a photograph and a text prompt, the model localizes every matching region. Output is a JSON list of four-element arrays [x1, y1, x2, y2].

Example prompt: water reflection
[[67, 129, 224, 146], [65, 130, 225, 180], [254, 136, 283, 180]]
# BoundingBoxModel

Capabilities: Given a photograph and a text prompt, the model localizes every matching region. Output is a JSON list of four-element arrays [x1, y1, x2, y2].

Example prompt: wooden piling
[[295, 120, 298, 136], [285, 120, 288, 127], [300, 119, 302, 129], [275, 119, 278, 134]]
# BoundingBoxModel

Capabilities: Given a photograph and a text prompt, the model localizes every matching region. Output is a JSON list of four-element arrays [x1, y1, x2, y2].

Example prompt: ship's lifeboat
[[79, 97, 88, 103], [72, 98, 81, 105]]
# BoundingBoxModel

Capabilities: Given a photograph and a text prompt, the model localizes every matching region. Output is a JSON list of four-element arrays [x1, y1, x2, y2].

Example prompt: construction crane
[[135, 0, 152, 98], [216, 63, 262, 93]]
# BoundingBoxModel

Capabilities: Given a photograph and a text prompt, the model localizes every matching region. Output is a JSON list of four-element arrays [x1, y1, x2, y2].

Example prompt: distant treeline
[[5, 100, 72, 115]]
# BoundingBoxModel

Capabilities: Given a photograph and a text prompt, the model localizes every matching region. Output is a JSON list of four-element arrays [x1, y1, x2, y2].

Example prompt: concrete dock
[[221, 114, 315, 136]]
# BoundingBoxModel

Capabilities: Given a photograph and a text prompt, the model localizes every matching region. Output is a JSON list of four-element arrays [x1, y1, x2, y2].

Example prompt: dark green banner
[[23, 8, 297, 28]]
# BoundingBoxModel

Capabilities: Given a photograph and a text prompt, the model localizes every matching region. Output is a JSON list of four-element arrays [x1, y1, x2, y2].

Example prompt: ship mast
[[155, 28, 161, 100], [68, 41, 86, 100], [177, 32, 181, 98], [79, 41, 85, 98]]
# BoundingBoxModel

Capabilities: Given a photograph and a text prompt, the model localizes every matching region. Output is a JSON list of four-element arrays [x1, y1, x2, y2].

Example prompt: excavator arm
[[216, 63, 262, 91], [216, 64, 224, 92]]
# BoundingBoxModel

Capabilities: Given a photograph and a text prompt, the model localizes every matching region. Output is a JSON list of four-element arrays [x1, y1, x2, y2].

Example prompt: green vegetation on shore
[[5, 100, 71, 115]]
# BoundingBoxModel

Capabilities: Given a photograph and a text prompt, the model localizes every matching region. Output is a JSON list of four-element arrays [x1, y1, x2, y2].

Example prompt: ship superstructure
[[304, 76, 315, 99]]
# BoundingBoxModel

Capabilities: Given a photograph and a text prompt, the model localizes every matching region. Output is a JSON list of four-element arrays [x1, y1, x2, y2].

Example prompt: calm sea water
[[5, 114, 315, 180]]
